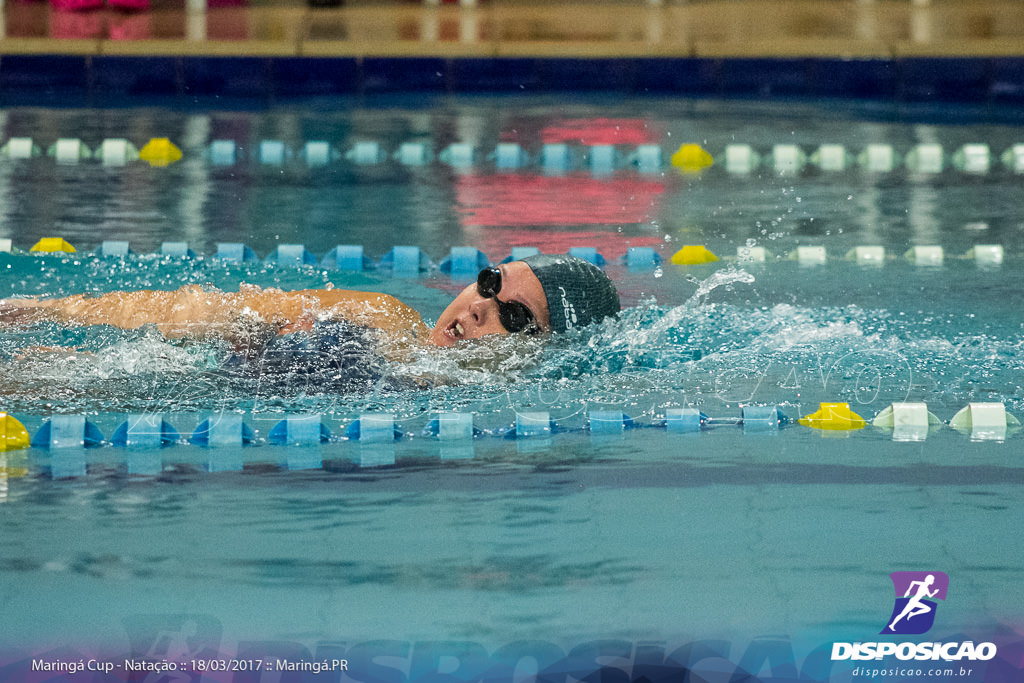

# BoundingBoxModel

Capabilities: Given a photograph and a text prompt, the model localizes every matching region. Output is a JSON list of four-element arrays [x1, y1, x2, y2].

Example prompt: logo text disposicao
[[831, 641, 997, 662]]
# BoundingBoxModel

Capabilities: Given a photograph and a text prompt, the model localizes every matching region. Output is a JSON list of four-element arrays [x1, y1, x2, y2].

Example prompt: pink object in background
[[50, 0, 103, 10], [50, 0, 149, 11], [49, 7, 105, 38], [108, 11, 150, 39], [108, 0, 150, 9]]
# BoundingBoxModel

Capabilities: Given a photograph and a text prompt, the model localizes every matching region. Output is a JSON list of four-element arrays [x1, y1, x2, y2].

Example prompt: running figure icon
[[882, 571, 949, 635], [888, 575, 939, 631]]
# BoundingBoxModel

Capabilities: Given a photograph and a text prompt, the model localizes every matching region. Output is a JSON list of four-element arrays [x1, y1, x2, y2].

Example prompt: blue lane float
[[264, 244, 318, 267], [664, 408, 708, 433], [630, 144, 663, 174], [379, 246, 433, 275], [99, 240, 132, 257], [346, 141, 387, 165], [508, 411, 556, 439], [439, 143, 475, 169], [568, 247, 606, 266], [541, 143, 573, 175], [111, 413, 180, 447], [587, 410, 636, 435], [300, 141, 336, 168], [501, 246, 541, 263], [492, 143, 529, 170], [588, 144, 618, 176], [207, 140, 238, 166], [659, 406, 790, 433], [259, 140, 291, 166], [31, 415, 104, 449], [741, 405, 789, 433], [215, 242, 258, 263], [191, 413, 256, 447], [395, 141, 432, 166], [423, 412, 478, 441], [439, 247, 491, 276], [620, 246, 660, 269], [160, 241, 197, 258], [268, 414, 331, 445], [346, 413, 402, 442], [321, 244, 374, 271]]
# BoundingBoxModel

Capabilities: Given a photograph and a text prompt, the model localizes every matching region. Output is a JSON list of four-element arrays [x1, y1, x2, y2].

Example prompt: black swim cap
[[520, 254, 620, 333]]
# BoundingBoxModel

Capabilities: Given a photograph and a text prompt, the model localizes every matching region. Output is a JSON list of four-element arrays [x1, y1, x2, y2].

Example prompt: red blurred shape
[[541, 118, 659, 146], [456, 174, 664, 227]]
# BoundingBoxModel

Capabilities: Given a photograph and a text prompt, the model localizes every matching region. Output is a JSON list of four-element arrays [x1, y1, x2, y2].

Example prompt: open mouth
[[447, 320, 465, 340]]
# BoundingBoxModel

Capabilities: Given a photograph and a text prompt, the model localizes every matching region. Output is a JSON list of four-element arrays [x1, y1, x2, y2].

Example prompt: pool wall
[[2, 55, 1024, 105]]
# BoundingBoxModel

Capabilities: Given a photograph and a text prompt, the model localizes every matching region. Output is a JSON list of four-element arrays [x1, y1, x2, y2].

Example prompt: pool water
[[1, 97, 1023, 682]]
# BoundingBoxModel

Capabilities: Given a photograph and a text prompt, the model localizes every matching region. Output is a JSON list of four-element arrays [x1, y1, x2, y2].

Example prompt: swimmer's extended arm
[[268, 288, 427, 338], [0, 286, 429, 341]]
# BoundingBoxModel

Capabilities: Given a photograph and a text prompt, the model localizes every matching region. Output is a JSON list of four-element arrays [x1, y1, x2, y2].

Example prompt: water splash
[[691, 266, 757, 300], [3, 262, 1024, 419], [607, 266, 757, 352]]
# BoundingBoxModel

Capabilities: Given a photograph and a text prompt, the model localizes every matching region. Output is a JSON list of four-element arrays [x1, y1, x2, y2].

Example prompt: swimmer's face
[[429, 261, 550, 347]]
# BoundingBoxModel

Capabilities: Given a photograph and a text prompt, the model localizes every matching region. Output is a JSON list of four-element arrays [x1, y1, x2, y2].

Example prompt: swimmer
[[0, 254, 620, 349]]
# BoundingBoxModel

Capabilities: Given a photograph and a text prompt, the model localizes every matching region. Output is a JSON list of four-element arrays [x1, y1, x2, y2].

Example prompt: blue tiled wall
[[0, 55, 1022, 105]]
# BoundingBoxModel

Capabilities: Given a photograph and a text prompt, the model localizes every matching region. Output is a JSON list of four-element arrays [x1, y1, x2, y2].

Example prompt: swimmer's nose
[[468, 294, 497, 324]]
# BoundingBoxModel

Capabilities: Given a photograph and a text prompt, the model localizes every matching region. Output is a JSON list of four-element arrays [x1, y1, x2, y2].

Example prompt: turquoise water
[[1, 98, 1023, 681]]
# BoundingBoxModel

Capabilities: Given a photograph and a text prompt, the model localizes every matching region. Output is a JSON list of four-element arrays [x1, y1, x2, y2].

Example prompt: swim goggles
[[477, 266, 539, 334]]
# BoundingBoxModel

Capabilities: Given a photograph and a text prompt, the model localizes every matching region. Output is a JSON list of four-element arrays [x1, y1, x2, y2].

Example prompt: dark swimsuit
[[230, 320, 410, 393]]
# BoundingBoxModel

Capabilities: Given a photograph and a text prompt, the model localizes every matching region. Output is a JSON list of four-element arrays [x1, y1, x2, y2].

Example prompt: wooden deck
[[2, 0, 1023, 59]]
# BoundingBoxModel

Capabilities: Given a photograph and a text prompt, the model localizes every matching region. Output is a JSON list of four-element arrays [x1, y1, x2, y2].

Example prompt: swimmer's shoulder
[[301, 288, 427, 336]]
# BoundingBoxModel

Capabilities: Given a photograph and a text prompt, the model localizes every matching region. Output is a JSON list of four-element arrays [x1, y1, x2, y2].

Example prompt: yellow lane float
[[671, 245, 719, 265], [798, 402, 866, 431], [1, 413, 30, 452], [140, 138, 183, 167], [670, 143, 714, 173], [29, 237, 76, 253]]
